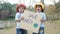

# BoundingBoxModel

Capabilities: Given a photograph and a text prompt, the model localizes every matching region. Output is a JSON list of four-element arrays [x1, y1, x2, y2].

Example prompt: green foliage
[[0, 2, 12, 15], [55, 2, 60, 8], [0, 2, 17, 20], [55, 2, 60, 11], [12, 4, 17, 15]]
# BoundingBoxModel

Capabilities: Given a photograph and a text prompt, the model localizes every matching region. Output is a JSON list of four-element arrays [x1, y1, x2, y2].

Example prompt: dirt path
[[45, 21, 60, 34], [0, 21, 60, 34], [0, 26, 15, 34]]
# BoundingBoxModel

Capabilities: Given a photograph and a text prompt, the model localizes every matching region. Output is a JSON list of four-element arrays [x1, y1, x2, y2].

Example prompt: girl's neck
[[18, 12, 23, 14], [37, 11, 42, 13]]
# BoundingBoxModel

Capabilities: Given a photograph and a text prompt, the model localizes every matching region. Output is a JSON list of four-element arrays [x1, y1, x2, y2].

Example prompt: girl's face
[[36, 6, 42, 12], [18, 7, 24, 13]]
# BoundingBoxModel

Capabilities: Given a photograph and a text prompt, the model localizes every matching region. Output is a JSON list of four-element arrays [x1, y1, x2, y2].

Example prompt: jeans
[[38, 27, 44, 34], [16, 28, 27, 34]]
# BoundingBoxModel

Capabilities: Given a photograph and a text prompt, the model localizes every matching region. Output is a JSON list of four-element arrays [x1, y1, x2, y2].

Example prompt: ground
[[0, 21, 60, 34]]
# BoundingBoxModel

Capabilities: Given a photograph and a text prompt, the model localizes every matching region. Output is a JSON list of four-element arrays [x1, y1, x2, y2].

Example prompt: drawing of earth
[[34, 23, 38, 28]]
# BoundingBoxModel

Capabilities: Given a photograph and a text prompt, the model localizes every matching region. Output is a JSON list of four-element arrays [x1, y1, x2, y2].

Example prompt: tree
[[55, 1, 60, 9], [0, 2, 12, 19], [45, 5, 56, 21], [55, 1, 60, 20]]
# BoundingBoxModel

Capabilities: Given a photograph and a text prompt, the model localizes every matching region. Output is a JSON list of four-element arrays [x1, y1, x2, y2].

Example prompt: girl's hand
[[40, 19, 45, 22], [20, 16, 25, 20]]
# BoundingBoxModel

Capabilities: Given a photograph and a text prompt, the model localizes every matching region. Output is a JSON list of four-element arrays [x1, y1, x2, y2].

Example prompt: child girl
[[33, 3, 46, 34], [15, 4, 27, 34]]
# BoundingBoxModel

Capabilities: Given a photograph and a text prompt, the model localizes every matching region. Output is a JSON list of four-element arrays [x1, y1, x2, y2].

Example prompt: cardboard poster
[[20, 11, 42, 33]]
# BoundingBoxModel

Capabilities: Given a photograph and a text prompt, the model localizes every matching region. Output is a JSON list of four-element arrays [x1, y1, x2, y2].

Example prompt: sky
[[0, 0, 59, 7]]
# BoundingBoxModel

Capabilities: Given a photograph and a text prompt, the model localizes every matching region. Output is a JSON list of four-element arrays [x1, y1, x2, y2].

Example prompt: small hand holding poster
[[20, 11, 42, 33]]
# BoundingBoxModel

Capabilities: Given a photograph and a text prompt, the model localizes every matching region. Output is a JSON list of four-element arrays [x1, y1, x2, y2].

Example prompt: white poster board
[[20, 11, 42, 33]]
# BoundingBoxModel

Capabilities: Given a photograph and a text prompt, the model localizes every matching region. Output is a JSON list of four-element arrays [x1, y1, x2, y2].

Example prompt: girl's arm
[[15, 13, 24, 22], [40, 14, 46, 23], [15, 16, 25, 22]]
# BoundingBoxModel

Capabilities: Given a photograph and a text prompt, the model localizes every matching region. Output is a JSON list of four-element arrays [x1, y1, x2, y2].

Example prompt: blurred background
[[0, 0, 60, 34]]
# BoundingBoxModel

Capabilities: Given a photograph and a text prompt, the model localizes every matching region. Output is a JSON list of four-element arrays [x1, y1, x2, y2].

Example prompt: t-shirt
[[36, 12, 46, 27], [15, 12, 23, 28]]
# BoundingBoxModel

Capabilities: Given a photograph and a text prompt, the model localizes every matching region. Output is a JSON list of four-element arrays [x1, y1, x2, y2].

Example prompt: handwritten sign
[[20, 11, 42, 33]]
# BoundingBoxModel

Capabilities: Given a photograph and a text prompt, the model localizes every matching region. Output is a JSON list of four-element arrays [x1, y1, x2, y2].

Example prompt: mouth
[[37, 9, 40, 11], [38, 9, 39, 10]]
